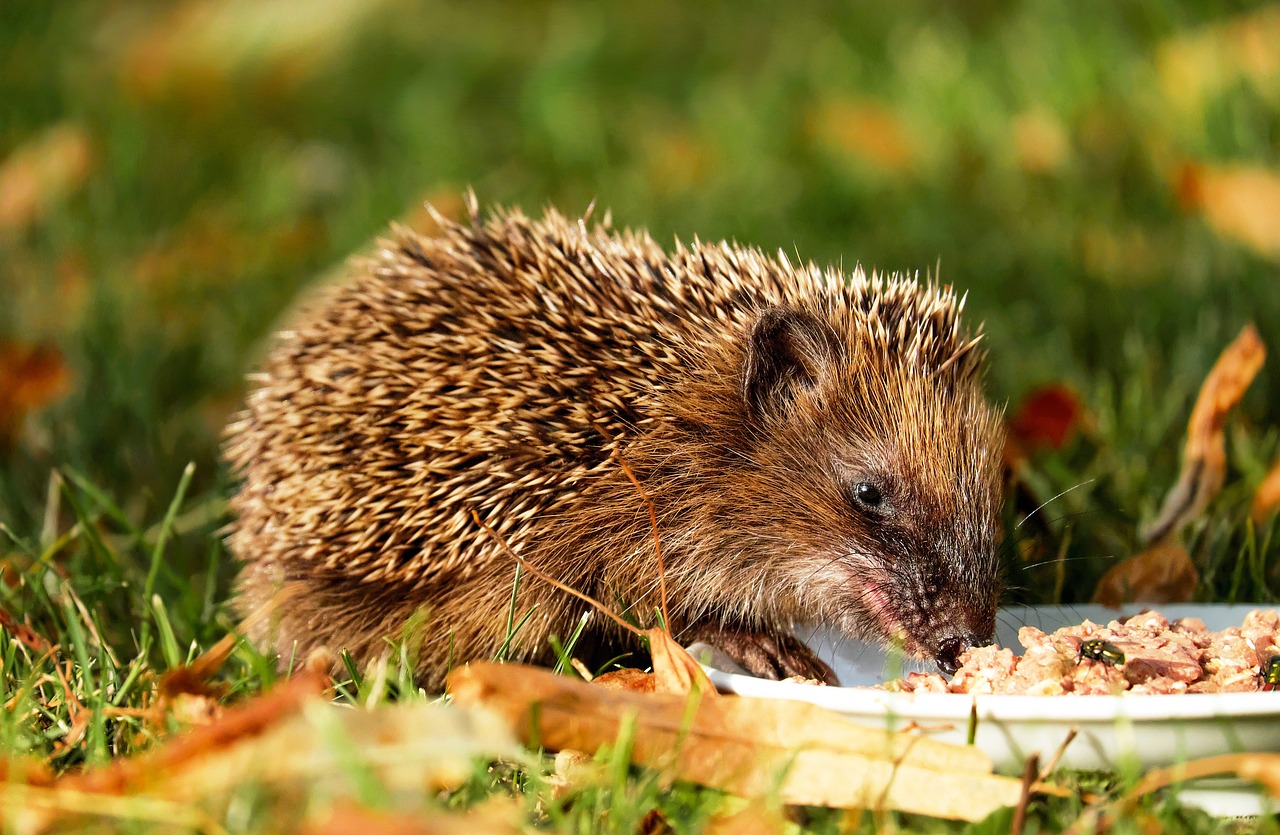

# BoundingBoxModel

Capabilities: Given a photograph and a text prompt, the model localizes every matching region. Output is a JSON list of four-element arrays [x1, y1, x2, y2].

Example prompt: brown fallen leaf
[[1143, 324, 1266, 545], [154, 632, 238, 729], [591, 667, 660, 693], [449, 662, 1049, 822], [1092, 542, 1199, 606], [61, 653, 331, 795], [147, 701, 523, 812], [0, 342, 72, 450], [3, 696, 522, 833], [1251, 458, 1280, 524], [0, 604, 52, 653], [638, 808, 671, 835], [1177, 163, 1280, 260]]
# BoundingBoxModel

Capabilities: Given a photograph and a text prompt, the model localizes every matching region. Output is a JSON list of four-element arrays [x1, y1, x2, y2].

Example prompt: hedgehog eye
[[850, 481, 885, 510]]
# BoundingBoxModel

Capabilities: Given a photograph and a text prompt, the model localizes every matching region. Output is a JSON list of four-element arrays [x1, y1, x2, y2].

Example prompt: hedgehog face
[[739, 304, 1005, 674]]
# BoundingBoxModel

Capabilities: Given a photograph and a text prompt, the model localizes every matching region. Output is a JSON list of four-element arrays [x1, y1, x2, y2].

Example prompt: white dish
[[705, 604, 1280, 817]]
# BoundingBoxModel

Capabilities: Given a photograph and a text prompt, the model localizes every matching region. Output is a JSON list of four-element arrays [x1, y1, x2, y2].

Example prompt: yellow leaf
[[449, 662, 1038, 822], [0, 124, 93, 232], [1156, 8, 1280, 117]]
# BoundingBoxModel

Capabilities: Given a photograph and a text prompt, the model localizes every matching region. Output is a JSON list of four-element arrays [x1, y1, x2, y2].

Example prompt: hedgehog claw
[[683, 624, 839, 685]]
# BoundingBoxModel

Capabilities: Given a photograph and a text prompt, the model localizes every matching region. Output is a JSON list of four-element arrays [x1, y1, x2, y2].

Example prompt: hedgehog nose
[[935, 633, 982, 675]]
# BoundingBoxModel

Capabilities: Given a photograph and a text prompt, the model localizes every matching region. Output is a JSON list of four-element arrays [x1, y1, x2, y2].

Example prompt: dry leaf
[[148, 701, 522, 807], [55, 657, 329, 796], [449, 662, 1042, 822], [0, 124, 94, 232], [1121, 752, 1280, 812], [154, 632, 238, 729], [1092, 542, 1199, 606], [638, 808, 671, 835], [548, 748, 598, 798], [646, 628, 718, 697], [591, 668, 660, 693], [0, 342, 72, 450], [1177, 163, 1280, 260], [809, 98, 918, 173], [588, 630, 718, 696], [1, 666, 523, 832], [1143, 324, 1266, 544], [1236, 753, 1280, 798], [0, 604, 52, 652], [1251, 458, 1280, 524]]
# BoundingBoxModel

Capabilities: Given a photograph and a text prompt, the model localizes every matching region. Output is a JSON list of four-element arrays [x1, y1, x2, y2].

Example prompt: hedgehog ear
[[743, 306, 842, 422]]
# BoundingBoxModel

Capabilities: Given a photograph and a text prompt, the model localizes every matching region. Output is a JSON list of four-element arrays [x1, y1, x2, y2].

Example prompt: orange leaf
[[1143, 324, 1266, 544], [1237, 753, 1280, 798], [1249, 461, 1280, 525], [1092, 542, 1199, 607], [1177, 163, 1280, 260], [62, 655, 331, 795], [1253, 459, 1280, 524], [0, 342, 72, 449], [591, 667, 660, 693], [646, 627, 718, 697], [584, 630, 718, 697]]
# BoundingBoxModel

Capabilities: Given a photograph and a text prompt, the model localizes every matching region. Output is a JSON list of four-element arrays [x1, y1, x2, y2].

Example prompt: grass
[[2, 0, 1280, 831]]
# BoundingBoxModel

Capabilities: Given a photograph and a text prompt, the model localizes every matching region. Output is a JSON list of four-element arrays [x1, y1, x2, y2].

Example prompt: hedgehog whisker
[[1015, 479, 1095, 530], [1018, 554, 1114, 573]]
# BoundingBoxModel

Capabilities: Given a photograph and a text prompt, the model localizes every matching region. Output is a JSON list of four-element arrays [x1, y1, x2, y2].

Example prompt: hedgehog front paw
[[683, 623, 839, 685]]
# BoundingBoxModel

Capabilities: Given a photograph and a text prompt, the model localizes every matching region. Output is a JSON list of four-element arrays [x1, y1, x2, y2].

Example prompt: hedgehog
[[224, 198, 1006, 690]]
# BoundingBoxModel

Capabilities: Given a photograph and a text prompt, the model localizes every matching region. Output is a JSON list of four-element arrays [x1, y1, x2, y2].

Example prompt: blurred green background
[[3, 0, 1279, 607]]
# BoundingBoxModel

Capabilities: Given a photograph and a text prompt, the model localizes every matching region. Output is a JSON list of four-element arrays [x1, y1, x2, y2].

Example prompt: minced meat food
[[884, 609, 1279, 695]]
